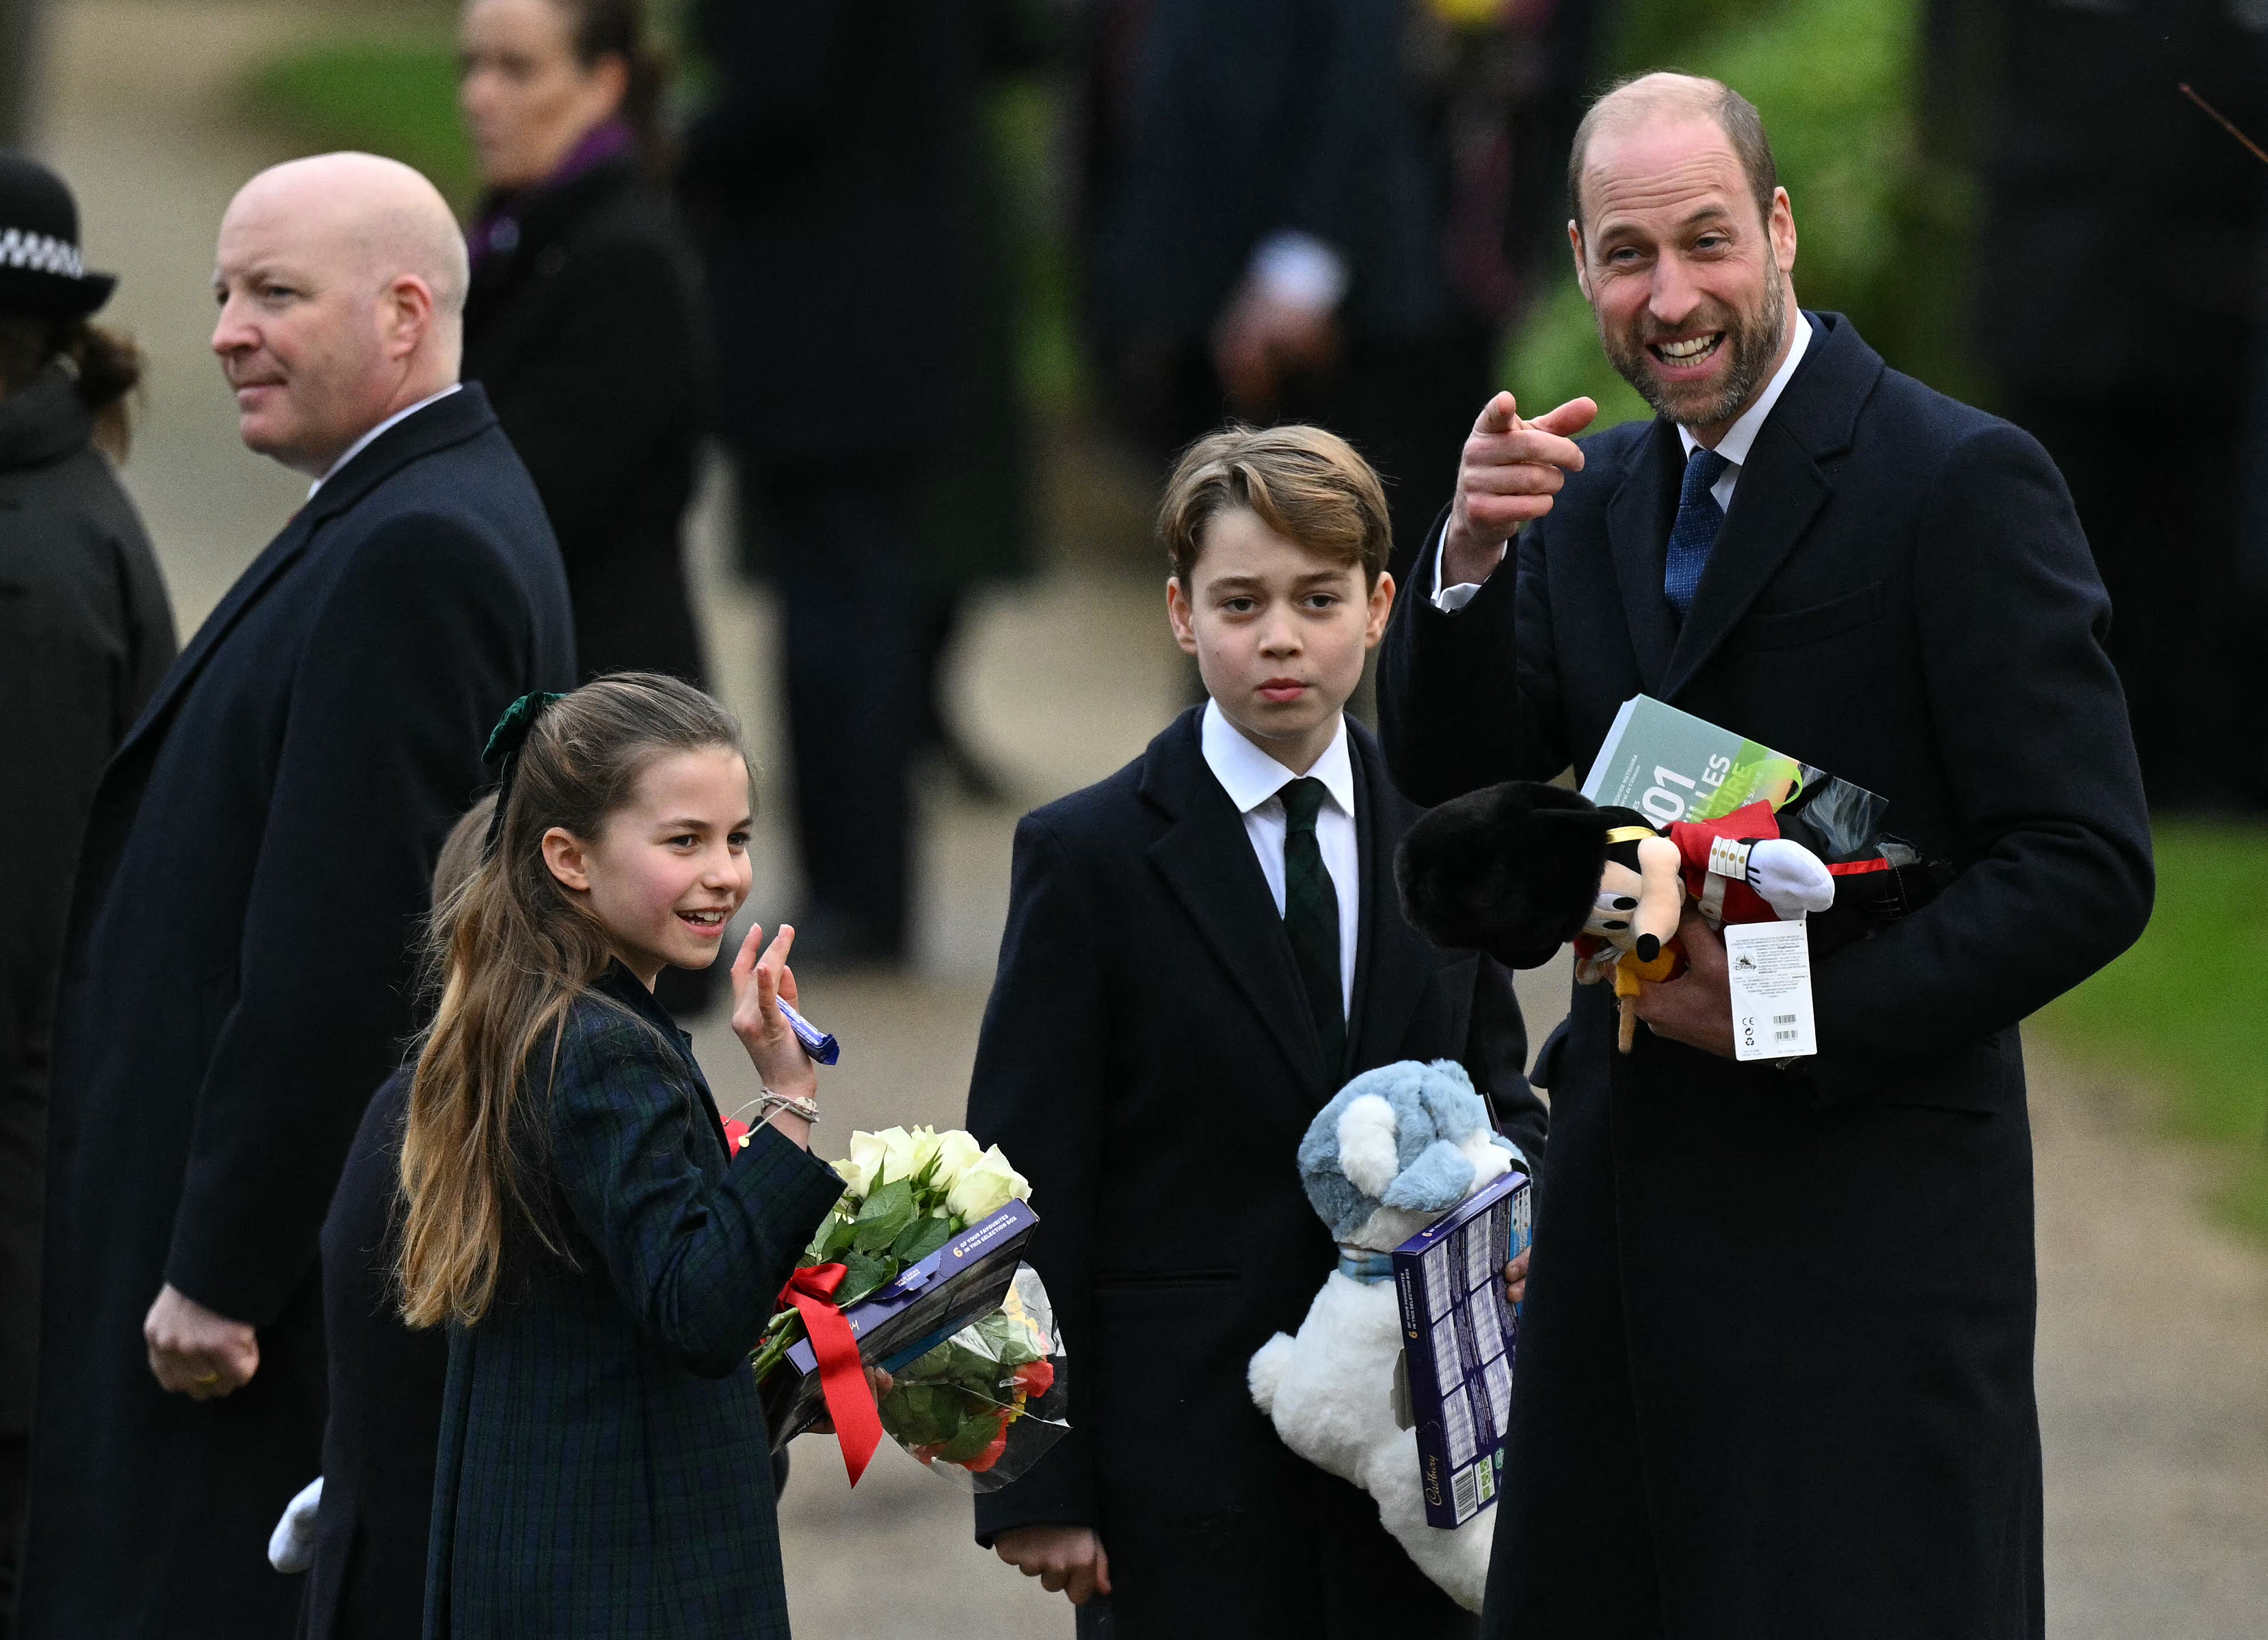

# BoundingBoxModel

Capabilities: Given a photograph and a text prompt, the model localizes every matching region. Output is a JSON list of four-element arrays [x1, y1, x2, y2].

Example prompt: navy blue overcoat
[[1377, 312, 2155, 1639], [424, 966, 845, 1639]]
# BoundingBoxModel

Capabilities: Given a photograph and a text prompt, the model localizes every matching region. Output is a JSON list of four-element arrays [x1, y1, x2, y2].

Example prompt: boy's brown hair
[[1158, 423, 1392, 587]]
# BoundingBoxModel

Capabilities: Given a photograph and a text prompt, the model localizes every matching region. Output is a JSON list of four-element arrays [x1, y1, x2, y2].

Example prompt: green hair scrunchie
[[480, 690, 564, 857], [483, 690, 564, 768]]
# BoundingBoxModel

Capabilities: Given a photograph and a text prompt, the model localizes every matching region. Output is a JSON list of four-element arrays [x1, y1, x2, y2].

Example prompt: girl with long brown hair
[[399, 673, 845, 1639]]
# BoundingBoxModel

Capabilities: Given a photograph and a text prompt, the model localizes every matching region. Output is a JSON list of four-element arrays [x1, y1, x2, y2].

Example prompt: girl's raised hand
[[730, 923, 820, 1109]]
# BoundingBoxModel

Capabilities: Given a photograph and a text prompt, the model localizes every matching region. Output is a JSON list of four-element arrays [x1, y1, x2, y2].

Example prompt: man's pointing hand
[[1442, 391, 1598, 589]]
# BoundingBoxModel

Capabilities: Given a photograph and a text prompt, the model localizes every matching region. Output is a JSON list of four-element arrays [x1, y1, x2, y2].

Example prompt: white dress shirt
[[306, 383, 463, 498], [1432, 312, 1816, 611], [1200, 699, 1360, 1016]]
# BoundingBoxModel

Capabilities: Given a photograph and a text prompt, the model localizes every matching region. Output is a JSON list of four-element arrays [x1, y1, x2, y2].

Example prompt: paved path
[[33, 5, 2268, 1633]]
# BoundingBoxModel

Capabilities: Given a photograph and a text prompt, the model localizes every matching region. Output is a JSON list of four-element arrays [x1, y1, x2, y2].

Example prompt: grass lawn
[[2036, 822, 2268, 1242], [245, 39, 474, 206]]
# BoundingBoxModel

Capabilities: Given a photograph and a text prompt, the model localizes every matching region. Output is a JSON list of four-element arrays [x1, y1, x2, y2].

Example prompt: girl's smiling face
[[540, 745, 753, 988]]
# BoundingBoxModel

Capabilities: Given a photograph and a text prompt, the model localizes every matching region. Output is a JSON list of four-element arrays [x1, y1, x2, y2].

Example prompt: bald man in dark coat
[[21, 154, 572, 1640]]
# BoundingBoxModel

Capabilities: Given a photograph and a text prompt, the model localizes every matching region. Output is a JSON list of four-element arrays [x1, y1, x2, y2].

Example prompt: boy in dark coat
[[967, 425, 1546, 1638]]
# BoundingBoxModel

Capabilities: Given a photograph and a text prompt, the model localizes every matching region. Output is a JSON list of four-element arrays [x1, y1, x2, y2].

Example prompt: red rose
[[963, 1418, 1013, 1474], [1012, 1359, 1055, 1398]]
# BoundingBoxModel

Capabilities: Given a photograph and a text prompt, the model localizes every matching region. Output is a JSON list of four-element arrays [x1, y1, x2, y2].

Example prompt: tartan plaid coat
[[424, 965, 845, 1638]]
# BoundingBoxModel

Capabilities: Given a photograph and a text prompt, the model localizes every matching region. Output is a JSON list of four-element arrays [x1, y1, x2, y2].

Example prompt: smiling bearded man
[[1374, 74, 2152, 1640], [19, 153, 573, 1640]]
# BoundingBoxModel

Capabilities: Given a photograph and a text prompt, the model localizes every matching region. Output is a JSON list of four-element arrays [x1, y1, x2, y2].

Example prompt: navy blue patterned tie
[[1280, 777, 1345, 1072], [1664, 446, 1731, 617]]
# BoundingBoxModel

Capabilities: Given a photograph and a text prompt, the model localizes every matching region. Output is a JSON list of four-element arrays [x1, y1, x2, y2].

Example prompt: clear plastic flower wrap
[[875, 1263, 1069, 1491]]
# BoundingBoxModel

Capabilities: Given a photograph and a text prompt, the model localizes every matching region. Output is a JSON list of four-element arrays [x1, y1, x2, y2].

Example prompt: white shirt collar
[[1200, 698, 1356, 819], [307, 383, 463, 498], [1677, 309, 1812, 469]]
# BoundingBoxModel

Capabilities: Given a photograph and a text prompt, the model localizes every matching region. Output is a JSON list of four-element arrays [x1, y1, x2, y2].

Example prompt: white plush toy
[[1248, 1059, 1526, 1612]]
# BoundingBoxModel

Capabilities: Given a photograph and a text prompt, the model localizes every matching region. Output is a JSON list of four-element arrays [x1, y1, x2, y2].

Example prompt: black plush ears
[[1395, 781, 1612, 969]]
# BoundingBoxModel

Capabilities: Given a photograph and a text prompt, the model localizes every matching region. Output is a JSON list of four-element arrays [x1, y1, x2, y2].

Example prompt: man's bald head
[[1568, 73, 1778, 235], [212, 152, 470, 475]]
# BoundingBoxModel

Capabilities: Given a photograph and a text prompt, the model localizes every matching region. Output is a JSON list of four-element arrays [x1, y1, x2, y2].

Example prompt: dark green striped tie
[[1280, 777, 1345, 1072]]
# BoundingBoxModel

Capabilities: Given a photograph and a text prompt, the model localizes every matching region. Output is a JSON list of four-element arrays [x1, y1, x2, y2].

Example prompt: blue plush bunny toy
[[1248, 1059, 1528, 1611]]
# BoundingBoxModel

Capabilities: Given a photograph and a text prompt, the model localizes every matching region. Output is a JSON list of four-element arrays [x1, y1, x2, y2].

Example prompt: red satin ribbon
[[778, 1263, 883, 1485]]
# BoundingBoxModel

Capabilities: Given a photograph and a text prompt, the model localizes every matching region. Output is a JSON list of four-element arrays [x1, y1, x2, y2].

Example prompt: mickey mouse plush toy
[[1394, 784, 1838, 1052]]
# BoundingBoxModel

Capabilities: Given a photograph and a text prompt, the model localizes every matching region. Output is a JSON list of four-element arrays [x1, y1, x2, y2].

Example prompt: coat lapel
[[1605, 418, 1684, 696], [1660, 313, 1882, 701], [1142, 713, 1330, 1097], [113, 387, 503, 763], [1344, 723, 1434, 1076], [114, 506, 316, 761]]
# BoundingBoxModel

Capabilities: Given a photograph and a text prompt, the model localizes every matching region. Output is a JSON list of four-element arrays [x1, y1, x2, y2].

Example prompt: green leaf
[[890, 1214, 955, 1266], [936, 1403, 1006, 1463], [852, 1179, 916, 1253], [814, 1213, 859, 1264], [836, 1249, 898, 1306]]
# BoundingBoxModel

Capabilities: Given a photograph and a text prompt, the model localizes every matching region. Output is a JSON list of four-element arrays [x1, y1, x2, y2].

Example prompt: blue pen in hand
[[777, 999, 840, 1065]]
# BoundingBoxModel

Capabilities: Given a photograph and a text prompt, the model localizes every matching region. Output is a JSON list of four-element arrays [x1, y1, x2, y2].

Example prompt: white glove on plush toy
[[268, 1475, 323, 1573], [1743, 837, 1836, 919], [1248, 1060, 1524, 1613]]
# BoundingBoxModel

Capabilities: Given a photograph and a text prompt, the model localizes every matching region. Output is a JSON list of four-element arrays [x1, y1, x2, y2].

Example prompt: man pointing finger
[[1377, 72, 2150, 1640], [1440, 390, 1597, 590]]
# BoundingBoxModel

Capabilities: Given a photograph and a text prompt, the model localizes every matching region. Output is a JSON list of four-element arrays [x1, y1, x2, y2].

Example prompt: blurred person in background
[[0, 151, 173, 1640], [1077, 0, 1605, 572], [1965, 0, 2268, 810], [459, 0, 718, 1008], [680, 0, 1043, 966], [20, 153, 573, 1640]]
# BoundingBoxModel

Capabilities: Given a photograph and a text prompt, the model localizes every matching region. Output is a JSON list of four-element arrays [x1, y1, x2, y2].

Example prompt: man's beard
[[1601, 275, 1787, 430]]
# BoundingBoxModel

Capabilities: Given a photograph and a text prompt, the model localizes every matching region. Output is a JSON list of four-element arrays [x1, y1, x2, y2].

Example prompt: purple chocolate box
[[1393, 1169, 1532, 1528]]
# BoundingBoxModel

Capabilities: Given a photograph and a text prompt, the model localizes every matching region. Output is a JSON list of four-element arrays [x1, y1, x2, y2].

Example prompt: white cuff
[[1250, 231, 1349, 314], [1428, 517, 1506, 611]]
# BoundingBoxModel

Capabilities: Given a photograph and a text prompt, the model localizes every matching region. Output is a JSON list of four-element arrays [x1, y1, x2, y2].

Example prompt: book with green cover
[[1579, 695, 1888, 861]]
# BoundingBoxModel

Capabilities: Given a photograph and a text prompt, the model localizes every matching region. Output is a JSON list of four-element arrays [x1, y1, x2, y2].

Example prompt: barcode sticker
[[1724, 918, 1816, 1060], [1452, 1462, 1479, 1522], [1441, 1384, 1476, 1466]]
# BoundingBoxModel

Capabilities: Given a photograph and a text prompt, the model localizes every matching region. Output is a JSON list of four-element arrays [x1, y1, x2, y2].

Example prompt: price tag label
[[1724, 918, 1816, 1061]]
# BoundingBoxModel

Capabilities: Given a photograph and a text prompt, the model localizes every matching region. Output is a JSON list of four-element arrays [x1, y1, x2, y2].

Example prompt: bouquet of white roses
[[752, 1126, 1061, 1484]]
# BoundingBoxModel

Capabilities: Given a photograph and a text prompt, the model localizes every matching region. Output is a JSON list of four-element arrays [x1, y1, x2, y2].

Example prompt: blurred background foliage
[[249, 40, 472, 204], [1502, 0, 1980, 428], [240, 0, 2267, 1241]]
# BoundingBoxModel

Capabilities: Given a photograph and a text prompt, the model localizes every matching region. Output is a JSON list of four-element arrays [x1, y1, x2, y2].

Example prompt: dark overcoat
[[965, 709, 1548, 1640], [23, 386, 574, 1640], [463, 154, 709, 687], [301, 1069, 444, 1640], [424, 966, 846, 1640], [0, 367, 173, 1613], [1376, 312, 2155, 1639]]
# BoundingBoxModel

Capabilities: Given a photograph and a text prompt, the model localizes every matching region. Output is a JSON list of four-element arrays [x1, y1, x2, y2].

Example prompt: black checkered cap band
[[0, 229, 85, 278]]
